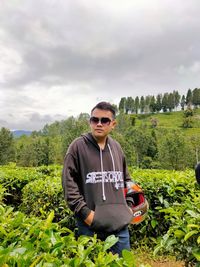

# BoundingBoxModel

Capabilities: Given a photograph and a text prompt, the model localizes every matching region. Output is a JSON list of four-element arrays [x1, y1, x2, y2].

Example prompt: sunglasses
[[89, 116, 113, 125]]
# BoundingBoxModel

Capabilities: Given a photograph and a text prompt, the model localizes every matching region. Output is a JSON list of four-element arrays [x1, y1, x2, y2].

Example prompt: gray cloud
[[0, 0, 200, 130]]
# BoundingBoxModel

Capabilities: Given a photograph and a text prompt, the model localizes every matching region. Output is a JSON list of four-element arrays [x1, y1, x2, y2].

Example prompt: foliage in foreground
[[131, 169, 200, 265], [0, 165, 200, 265], [154, 191, 200, 266], [0, 205, 149, 267]]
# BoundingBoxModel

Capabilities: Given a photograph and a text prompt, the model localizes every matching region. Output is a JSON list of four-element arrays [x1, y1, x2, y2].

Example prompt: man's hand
[[84, 210, 95, 226]]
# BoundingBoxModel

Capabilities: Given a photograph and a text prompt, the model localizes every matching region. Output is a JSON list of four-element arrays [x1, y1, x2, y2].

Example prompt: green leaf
[[30, 254, 44, 267], [43, 210, 54, 230], [0, 226, 7, 236], [192, 249, 200, 261], [10, 247, 27, 256], [186, 210, 200, 219], [174, 230, 185, 238], [151, 219, 158, 229], [158, 195, 163, 204], [187, 224, 200, 229], [184, 230, 198, 241], [103, 235, 118, 252], [122, 250, 136, 267]]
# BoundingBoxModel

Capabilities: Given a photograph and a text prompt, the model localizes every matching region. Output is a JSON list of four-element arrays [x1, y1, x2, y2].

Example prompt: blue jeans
[[76, 218, 130, 256]]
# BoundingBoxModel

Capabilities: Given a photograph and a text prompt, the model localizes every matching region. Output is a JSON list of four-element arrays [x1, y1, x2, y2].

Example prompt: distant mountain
[[12, 130, 32, 137]]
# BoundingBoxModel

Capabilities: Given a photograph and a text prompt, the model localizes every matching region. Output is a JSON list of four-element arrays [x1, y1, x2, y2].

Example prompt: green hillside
[[135, 108, 200, 136]]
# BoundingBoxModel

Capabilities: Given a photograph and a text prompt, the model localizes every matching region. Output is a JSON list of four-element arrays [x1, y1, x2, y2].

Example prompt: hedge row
[[129, 168, 200, 265], [0, 164, 61, 207], [0, 165, 199, 264], [0, 205, 143, 266]]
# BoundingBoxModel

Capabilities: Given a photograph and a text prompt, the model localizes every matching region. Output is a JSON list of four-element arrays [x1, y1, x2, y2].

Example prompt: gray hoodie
[[62, 132, 133, 233]]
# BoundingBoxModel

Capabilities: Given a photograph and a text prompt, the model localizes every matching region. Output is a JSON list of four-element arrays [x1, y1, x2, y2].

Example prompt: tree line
[[1, 107, 200, 170], [119, 88, 200, 114]]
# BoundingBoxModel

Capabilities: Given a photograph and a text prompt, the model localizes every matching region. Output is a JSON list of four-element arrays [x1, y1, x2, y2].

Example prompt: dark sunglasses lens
[[101, 118, 111, 124], [90, 117, 111, 125], [90, 117, 99, 124]]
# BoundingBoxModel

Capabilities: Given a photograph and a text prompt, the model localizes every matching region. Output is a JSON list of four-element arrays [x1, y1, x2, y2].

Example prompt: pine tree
[[0, 127, 15, 165]]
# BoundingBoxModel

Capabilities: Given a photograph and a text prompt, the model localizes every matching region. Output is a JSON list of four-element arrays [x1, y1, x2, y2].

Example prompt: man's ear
[[112, 120, 117, 129]]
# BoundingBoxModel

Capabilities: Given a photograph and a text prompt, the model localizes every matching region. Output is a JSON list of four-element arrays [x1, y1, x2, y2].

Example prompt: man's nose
[[97, 121, 102, 126]]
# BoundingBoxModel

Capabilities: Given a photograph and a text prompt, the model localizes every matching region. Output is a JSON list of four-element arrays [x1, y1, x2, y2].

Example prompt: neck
[[98, 142, 105, 150], [93, 135, 107, 149]]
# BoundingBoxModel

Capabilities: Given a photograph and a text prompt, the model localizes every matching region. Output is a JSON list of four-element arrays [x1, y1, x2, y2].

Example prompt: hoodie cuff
[[78, 206, 91, 221]]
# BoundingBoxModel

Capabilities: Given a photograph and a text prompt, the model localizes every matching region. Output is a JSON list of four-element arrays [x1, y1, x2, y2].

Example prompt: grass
[[134, 108, 200, 137]]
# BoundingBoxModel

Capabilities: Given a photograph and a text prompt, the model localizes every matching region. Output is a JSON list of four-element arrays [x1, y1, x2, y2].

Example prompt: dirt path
[[141, 259, 185, 267], [136, 253, 185, 267]]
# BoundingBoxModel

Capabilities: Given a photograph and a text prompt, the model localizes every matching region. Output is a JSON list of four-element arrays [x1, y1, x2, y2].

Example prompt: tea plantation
[[0, 164, 199, 266]]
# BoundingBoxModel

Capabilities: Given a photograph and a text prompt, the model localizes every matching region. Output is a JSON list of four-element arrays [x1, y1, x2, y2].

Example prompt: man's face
[[90, 108, 116, 140]]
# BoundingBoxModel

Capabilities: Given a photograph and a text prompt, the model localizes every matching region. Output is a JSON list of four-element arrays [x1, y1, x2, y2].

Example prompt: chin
[[93, 133, 105, 138]]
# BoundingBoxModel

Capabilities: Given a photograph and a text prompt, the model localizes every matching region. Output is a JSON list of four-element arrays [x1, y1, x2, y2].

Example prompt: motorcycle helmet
[[125, 181, 149, 225]]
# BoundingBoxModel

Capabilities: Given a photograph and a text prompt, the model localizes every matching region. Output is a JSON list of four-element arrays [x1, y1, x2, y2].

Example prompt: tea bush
[[129, 169, 196, 242], [154, 187, 200, 265], [0, 205, 145, 267], [0, 184, 6, 205], [1, 165, 199, 265], [19, 175, 74, 225], [0, 164, 45, 207], [36, 164, 62, 176], [129, 169, 200, 265]]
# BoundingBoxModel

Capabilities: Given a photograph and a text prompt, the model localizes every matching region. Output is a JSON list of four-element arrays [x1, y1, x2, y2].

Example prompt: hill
[[12, 130, 32, 137], [135, 108, 200, 136]]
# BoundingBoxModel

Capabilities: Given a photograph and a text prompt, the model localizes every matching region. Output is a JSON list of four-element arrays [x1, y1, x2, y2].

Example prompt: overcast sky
[[0, 0, 200, 131]]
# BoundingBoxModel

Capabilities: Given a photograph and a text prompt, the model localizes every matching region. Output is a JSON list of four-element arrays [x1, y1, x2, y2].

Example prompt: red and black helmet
[[124, 181, 149, 225]]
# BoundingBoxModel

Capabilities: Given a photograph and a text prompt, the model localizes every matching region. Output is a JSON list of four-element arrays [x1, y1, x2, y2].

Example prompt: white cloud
[[0, 0, 200, 130]]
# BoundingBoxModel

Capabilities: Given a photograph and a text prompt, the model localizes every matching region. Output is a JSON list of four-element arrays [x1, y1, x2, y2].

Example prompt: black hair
[[91, 102, 116, 118]]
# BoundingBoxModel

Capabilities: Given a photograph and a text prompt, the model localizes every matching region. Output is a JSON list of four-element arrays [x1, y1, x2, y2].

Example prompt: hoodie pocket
[[90, 203, 133, 233]]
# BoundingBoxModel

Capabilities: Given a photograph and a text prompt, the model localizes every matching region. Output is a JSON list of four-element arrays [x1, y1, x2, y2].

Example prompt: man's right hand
[[84, 210, 94, 226]]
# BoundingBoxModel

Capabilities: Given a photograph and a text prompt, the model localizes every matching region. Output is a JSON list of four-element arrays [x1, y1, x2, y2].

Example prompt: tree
[[180, 95, 186, 110], [157, 129, 187, 170], [182, 107, 194, 128], [174, 90, 180, 110], [186, 89, 192, 106], [189, 134, 200, 164], [192, 88, 200, 108], [149, 96, 156, 113], [134, 96, 140, 114], [119, 97, 126, 113], [126, 127, 158, 168], [144, 95, 151, 113], [140, 96, 145, 113], [162, 93, 169, 112], [15, 135, 54, 166], [126, 97, 134, 114], [156, 94, 162, 112], [0, 127, 15, 165], [116, 113, 133, 134], [167, 92, 175, 112]]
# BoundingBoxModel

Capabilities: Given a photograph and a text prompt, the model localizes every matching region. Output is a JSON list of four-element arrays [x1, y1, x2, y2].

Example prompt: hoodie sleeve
[[62, 143, 91, 221]]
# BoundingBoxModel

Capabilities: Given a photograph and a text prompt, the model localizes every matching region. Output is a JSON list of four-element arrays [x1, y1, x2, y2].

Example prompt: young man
[[62, 101, 133, 256]]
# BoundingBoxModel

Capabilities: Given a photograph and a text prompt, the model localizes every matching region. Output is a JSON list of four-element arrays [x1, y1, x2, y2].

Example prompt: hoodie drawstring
[[100, 148, 106, 201], [108, 144, 116, 172], [100, 144, 117, 201]]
